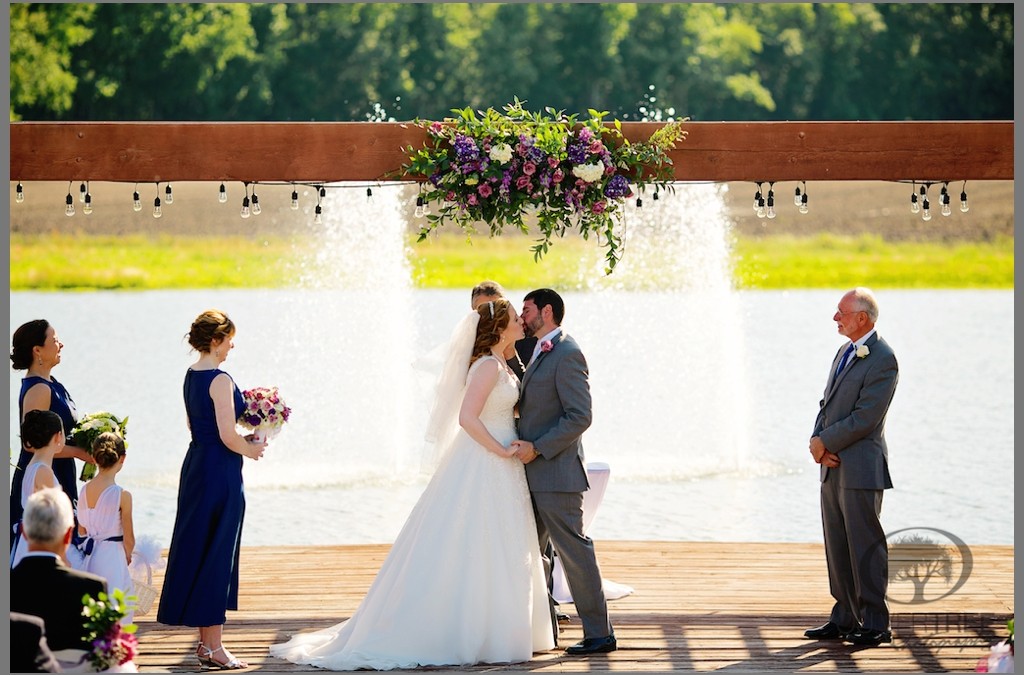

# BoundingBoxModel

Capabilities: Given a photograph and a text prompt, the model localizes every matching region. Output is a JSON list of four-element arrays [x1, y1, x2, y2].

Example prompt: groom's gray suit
[[814, 330, 897, 633], [518, 329, 612, 642]]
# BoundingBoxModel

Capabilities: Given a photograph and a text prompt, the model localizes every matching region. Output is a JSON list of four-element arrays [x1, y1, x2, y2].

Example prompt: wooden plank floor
[[133, 542, 1013, 672]]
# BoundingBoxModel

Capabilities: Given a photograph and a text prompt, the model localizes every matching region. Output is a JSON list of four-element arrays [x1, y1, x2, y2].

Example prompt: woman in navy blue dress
[[9, 320, 94, 545], [157, 309, 266, 670]]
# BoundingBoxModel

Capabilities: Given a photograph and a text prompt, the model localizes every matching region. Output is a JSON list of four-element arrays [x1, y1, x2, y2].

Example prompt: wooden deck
[[133, 542, 1013, 672]]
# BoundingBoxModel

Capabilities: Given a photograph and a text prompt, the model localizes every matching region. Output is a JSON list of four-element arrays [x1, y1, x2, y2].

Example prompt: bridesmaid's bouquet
[[71, 411, 129, 481], [76, 588, 138, 672], [238, 386, 291, 443]]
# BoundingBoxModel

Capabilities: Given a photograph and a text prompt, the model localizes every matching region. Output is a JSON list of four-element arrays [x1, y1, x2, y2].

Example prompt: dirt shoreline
[[10, 180, 1014, 242]]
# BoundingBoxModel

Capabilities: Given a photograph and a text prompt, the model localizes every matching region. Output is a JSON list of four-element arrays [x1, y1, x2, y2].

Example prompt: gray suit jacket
[[518, 331, 593, 493], [814, 332, 898, 489]]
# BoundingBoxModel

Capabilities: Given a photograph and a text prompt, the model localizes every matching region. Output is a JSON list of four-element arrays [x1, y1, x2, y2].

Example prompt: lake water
[[8, 287, 1014, 548]]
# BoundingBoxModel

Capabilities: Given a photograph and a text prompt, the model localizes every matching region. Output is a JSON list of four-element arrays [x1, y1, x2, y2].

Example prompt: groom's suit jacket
[[814, 331, 897, 490], [518, 331, 592, 493]]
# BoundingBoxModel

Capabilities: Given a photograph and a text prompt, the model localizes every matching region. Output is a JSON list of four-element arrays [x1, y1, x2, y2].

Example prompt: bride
[[270, 298, 554, 670]]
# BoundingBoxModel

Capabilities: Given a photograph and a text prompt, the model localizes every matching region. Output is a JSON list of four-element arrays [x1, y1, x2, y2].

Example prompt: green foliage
[[8, 3, 1013, 121]]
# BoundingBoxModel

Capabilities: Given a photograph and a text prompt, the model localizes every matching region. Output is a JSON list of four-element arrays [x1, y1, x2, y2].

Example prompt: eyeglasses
[[836, 308, 865, 317]]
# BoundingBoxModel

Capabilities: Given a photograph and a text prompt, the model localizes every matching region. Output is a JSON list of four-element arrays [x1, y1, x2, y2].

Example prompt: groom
[[512, 288, 616, 655]]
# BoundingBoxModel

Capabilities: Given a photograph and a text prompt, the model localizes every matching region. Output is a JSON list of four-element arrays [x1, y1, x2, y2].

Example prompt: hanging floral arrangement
[[399, 99, 687, 273]]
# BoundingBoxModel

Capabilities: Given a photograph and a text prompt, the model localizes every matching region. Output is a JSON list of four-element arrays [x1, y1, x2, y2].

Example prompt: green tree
[[10, 3, 96, 120]]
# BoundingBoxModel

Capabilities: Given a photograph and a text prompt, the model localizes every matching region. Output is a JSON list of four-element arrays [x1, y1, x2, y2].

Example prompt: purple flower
[[603, 174, 632, 199], [540, 340, 554, 353], [453, 134, 480, 163], [567, 141, 589, 164]]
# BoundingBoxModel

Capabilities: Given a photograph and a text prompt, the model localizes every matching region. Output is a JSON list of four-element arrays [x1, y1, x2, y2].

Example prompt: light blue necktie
[[835, 343, 856, 377]]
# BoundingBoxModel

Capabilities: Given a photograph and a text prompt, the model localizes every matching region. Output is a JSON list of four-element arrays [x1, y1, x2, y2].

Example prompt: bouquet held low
[[71, 412, 129, 481]]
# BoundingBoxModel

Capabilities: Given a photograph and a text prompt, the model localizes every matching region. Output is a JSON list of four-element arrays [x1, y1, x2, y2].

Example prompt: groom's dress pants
[[532, 491, 612, 641]]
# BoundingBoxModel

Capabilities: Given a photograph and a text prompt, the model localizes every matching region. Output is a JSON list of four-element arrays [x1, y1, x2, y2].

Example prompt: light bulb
[[414, 196, 425, 218], [153, 197, 162, 219], [82, 193, 93, 215], [251, 194, 261, 216], [164, 184, 173, 205], [766, 194, 776, 219], [756, 197, 766, 219], [240, 196, 251, 219], [752, 190, 762, 211], [319, 187, 326, 199], [218, 183, 228, 203], [910, 192, 920, 214], [652, 190, 660, 201], [314, 204, 323, 225], [133, 191, 142, 211], [794, 186, 802, 206], [799, 193, 809, 214], [79, 182, 87, 203], [16, 182, 24, 203], [635, 197, 643, 208], [921, 197, 931, 221], [291, 190, 299, 210], [366, 187, 373, 201], [65, 193, 75, 217], [960, 191, 969, 213]]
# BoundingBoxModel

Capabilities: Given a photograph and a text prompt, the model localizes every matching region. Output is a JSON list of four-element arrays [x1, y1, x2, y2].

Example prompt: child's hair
[[92, 432, 127, 469], [21, 409, 64, 451]]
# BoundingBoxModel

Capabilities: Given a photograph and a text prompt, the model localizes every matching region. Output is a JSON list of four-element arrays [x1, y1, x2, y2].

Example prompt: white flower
[[856, 344, 870, 359], [488, 143, 513, 164], [572, 162, 604, 183]]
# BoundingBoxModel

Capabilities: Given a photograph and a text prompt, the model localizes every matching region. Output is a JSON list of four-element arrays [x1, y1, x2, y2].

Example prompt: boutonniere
[[856, 345, 870, 359], [540, 340, 554, 353]]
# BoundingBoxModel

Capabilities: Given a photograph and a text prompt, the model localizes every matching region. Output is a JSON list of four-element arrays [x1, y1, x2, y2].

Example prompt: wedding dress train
[[269, 357, 553, 670]]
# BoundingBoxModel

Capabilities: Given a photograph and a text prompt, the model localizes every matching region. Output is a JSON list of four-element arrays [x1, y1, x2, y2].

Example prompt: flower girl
[[77, 431, 136, 623], [10, 409, 62, 568]]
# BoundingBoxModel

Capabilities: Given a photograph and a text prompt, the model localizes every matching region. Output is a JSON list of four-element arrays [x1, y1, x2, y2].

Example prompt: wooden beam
[[9, 121, 1013, 183]]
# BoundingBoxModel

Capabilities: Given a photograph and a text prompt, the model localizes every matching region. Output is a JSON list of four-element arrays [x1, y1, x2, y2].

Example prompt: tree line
[[10, 3, 1013, 123]]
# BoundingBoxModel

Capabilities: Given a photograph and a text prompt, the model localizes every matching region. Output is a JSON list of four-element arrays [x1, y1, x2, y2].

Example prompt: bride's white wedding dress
[[270, 356, 554, 670]]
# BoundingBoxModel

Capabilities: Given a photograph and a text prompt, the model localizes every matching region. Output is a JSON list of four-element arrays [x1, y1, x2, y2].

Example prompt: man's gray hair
[[851, 287, 880, 323], [23, 486, 74, 544]]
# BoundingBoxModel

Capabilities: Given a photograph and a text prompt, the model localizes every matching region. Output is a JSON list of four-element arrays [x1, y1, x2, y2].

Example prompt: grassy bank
[[10, 232, 1014, 291]]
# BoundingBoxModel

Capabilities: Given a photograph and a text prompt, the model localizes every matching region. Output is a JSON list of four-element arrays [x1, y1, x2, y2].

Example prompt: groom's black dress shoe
[[804, 622, 851, 640], [565, 635, 617, 655], [844, 628, 892, 646]]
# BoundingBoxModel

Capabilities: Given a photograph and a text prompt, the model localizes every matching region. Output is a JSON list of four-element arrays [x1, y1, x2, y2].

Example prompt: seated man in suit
[[11, 487, 108, 652], [10, 612, 60, 673]]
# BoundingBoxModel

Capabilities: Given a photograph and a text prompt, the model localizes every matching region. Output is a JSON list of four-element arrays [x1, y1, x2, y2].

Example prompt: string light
[[910, 181, 920, 214], [940, 182, 952, 217], [753, 182, 763, 212], [366, 187, 373, 201], [652, 189, 659, 201], [153, 183, 162, 219], [250, 184, 261, 216], [960, 181, 969, 213], [240, 183, 251, 219], [921, 184, 931, 221], [799, 181, 809, 214], [314, 186, 323, 224], [16, 182, 24, 203], [82, 182, 93, 215], [291, 187, 300, 210], [766, 182, 776, 219], [414, 195, 425, 218], [132, 184, 142, 212], [794, 183, 802, 206], [164, 183, 174, 205], [65, 182, 75, 217], [218, 183, 228, 203], [79, 181, 87, 203]]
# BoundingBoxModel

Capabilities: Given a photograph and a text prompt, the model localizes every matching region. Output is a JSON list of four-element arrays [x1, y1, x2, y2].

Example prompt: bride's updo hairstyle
[[470, 297, 513, 364], [92, 431, 126, 470], [10, 319, 51, 370], [187, 309, 235, 353]]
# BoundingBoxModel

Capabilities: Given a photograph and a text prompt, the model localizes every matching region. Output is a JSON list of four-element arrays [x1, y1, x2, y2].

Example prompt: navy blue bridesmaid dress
[[157, 368, 246, 627]]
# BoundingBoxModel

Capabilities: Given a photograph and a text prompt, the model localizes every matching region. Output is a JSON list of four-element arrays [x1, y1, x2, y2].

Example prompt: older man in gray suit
[[512, 288, 616, 656], [805, 287, 898, 647]]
